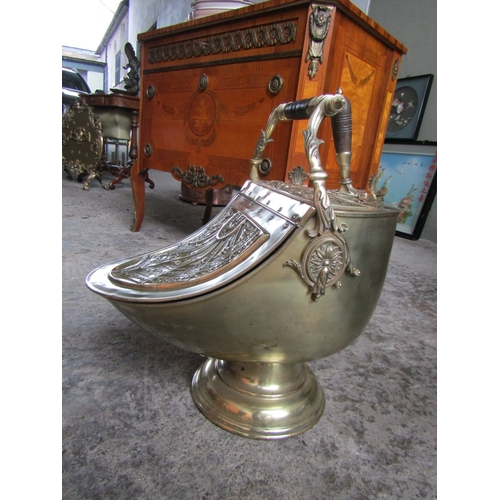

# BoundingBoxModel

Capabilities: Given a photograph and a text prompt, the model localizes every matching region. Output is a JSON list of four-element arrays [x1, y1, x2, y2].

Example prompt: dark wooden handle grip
[[283, 98, 315, 120], [331, 96, 352, 154]]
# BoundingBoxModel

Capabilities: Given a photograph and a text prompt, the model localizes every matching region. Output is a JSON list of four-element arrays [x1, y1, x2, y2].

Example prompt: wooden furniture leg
[[203, 188, 214, 225], [130, 109, 155, 231], [130, 110, 155, 189], [131, 165, 146, 232]]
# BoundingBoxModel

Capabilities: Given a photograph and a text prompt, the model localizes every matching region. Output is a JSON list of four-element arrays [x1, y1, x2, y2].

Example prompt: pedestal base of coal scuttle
[[191, 358, 325, 440]]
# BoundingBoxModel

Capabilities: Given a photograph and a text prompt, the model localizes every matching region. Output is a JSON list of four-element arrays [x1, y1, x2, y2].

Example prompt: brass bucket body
[[86, 94, 399, 439], [87, 179, 398, 439], [88, 189, 396, 364]]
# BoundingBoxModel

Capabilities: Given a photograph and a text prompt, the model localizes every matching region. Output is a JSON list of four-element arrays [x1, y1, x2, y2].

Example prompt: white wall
[[105, 13, 130, 91], [87, 71, 104, 92], [351, 0, 371, 13], [129, 0, 191, 53]]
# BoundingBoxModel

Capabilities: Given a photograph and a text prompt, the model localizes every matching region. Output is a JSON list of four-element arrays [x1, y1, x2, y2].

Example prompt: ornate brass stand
[[62, 99, 105, 190]]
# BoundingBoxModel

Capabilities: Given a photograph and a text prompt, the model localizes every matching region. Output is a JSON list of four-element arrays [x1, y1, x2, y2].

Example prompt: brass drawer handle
[[268, 74, 283, 95], [198, 73, 209, 90], [144, 143, 153, 156], [258, 158, 272, 175], [146, 85, 155, 98]]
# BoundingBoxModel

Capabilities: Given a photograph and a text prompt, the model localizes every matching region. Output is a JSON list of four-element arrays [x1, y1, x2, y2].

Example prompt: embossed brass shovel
[[87, 94, 399, 439]]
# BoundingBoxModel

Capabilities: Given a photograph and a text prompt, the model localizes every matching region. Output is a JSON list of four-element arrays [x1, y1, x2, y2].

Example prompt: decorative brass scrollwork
[[148, 21, 297, 64], [391, 58, 400, 80], [284, 233, 359, 302], [288, 166, 308, 186], [172, 165, 224, 189], [298, 96, 361, 299], [306, 6, 333, 79]]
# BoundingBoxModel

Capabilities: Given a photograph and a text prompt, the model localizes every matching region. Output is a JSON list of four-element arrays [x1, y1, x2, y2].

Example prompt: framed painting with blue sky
[[373, 142, 437, 240]]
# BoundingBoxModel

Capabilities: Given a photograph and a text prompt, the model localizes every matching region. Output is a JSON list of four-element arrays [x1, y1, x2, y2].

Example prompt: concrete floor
[[62, 170, 437, 499]]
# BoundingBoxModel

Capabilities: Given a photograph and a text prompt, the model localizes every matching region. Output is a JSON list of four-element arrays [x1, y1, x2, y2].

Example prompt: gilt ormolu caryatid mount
[[87, 94, 399, 439]]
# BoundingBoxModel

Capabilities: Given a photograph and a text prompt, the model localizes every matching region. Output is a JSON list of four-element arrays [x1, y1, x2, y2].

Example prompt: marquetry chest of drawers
[[131, 0, 406, 231]]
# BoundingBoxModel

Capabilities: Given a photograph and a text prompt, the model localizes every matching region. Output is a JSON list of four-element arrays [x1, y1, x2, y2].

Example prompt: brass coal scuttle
[[87, 94, 399, 439]]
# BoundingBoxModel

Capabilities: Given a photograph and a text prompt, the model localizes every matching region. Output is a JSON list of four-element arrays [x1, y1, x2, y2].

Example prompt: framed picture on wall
[[372, 142, 437, 240], [385, 74, 434, 142]]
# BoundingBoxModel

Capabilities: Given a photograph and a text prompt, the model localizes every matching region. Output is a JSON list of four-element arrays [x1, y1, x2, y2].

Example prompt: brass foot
[[191, 358, 324, 439]]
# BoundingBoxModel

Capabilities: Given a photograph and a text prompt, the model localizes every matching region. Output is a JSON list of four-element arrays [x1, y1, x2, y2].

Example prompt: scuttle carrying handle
[[250, 93, 363, 301], [330, 93, 359, 196], [249, 94, 346, 180]]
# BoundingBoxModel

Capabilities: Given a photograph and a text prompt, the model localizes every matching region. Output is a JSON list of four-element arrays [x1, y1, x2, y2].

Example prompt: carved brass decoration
[[302, 107, 345, 236], [306, 6, 333, 79], [268, 74, 284, 95], [247, 93, 359, 301], [392, 58, 400, 80], [172, 165, 224, 189], [268, 180, 381, 209], [110, 207, 267, 289], [148, 21, 297, 64], [288, 94, 360, 300], [284, 233, 359, 302], [288, 166, 308, 186], [198, 73, 209, 90]]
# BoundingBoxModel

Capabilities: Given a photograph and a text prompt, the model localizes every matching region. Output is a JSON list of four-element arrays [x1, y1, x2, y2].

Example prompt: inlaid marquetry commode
[[131, 0, 406, 231]]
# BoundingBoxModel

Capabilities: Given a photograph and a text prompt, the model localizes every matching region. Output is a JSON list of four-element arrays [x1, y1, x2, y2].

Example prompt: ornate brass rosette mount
[[284, 232, 360, 302]]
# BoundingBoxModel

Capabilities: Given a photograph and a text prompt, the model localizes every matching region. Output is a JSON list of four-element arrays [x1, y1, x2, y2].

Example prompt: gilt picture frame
[[373, 142, 437, 240], [385, 74, 434, 142]]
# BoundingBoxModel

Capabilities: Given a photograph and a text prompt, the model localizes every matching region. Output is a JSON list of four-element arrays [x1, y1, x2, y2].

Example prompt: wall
[[368, 0, 437, 242], [105, 13, 130, 91], [86, 72, 104, 92], [351, 0, 370, 13], [129, 0, 271, 50], [129, 0, 191, 53]]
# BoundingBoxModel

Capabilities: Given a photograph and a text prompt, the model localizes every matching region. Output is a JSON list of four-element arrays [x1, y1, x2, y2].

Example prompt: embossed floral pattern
[[309, 241, 344, 283]]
